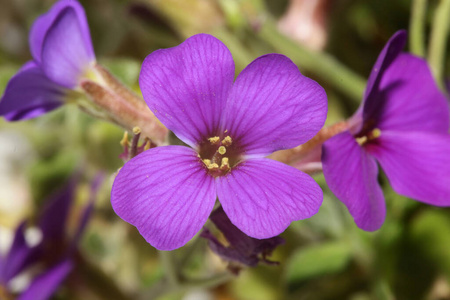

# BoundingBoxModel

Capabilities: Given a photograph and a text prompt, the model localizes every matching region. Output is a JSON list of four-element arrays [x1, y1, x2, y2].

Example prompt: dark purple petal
[[38, 177, 77, 243], [216, 158, 322, 239], [40, 3, 96, 88], [367, 54, 449, 133], [366, 131, 450, 206], [139, 34, 235, 147], [0, 62, 64, 121], [29, 0, 94, 65], [111, 146, 216, 250], [18, 259, 73, 300], [322, 132, 386, 231], [0, 223, 39, 283], [222, 54, 327, 156], [362, 30, 407, 124], [201, 207, 284, 266]]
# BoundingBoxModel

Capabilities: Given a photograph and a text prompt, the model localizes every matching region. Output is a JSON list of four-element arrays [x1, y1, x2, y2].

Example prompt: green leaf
[[286, 241, 352, 284]]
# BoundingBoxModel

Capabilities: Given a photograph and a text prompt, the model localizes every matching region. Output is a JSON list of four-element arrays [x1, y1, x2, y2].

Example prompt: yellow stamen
[[221, 136, 232, 146], [203, 159, 212, 166], [133, 126, 141, 135], [120, 132, 129, 146], [371, 128, 381, 138], [208, 136, 220, 144], [207, 163, 219, 170], [144, 140, 151, 151], [356, 136, 368, 146], [220, 157, 230, 171], [218, 146, 227, 155]]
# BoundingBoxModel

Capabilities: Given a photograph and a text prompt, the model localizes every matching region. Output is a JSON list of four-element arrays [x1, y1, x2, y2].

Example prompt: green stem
[[258, 19, 366, 104], [427, 0, 450, 88], [159, 250, 180, 287], [409, 0, 428, 56]]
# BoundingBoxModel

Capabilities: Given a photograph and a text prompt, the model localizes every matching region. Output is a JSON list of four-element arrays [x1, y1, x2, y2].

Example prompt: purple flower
[[111, 34, 327, 251], [0, 175, 101, 300], [322, 30, 450, 231], [0, 0, 95, 121]]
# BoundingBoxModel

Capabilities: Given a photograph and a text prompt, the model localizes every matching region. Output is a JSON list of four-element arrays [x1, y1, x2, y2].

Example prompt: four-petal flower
[[111, 34, 328, 250]]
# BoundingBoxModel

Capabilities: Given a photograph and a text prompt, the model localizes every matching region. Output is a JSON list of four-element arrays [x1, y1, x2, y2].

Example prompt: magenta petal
[[216, 158, 323, 239], [363, 31, 406, 120], [139, 34, 235, 147], [0, 62, 65, 121], [18, 259, 73, 300], [322, 132, 386, 231], [40, 4, 95, 88], [369, 54, 449, 133], [111, 146, 216, 250], [222, 54, 327, 156], [367, 131, 450, 206], [29, 0, 94, 64]]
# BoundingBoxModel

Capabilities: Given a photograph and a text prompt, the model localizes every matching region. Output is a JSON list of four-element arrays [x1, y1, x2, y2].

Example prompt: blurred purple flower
[[201, 207, 284, 268], [0, 0, 95, 121], [322, 30, 450, 231], [111, 34, 327, 251], [0, 175, 101, 300]]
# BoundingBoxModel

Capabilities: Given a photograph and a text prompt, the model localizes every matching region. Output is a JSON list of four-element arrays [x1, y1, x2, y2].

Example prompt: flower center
[[198, 134, 242, 177], [355, 128, 381, 146]]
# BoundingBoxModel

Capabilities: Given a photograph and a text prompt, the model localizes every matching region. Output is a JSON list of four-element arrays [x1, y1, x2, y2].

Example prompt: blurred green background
[[0, 0, 449, 299]]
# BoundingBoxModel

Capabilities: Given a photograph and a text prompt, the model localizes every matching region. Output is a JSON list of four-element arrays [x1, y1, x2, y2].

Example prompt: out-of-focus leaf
[[410, 209, 450, 279], [286, 241, 352, 284], [0, 65, 19, 94]]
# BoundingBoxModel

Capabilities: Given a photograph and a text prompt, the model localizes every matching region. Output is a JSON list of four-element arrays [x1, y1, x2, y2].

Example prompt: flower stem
[[159, 250, 180, 287], [427, 0, 450, 88], [257, 19, 366, 104], [409, 0, 428, 57]]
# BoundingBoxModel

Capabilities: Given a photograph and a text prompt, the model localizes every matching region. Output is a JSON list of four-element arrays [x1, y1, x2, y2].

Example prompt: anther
[[220, 157, 230, 171], [120, 132, 129, 147], [203, 159, 212, 166], [144, 140, 151, 151], [356, 136, 368, 146], [207, 163, 219, 170], [208, 136, 220, 144], [221, 136, 232, 147], [218, 146, 227, 155]]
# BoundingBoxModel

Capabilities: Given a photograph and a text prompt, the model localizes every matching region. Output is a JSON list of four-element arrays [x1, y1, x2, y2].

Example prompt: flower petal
[[40, 3, 95, 88], [366, 131, 450, 206], [139, 34, 235, 147], [0, 62, 64, 121], [111, 146, 216, 250], [0, 223, 38, 283], [367, 54, 449, 133], [29, 0, 94, 64], [322, 131, 386, 231], [362, 30, 406, 123], [221, 54, 327, 156], [216, 158, 323, 239], [18, 259, 73, 300]]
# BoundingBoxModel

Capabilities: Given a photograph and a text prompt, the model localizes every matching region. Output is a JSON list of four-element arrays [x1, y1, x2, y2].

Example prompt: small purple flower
[[111, 34, 327, 251], [0, 0, 95, 121], [322, 30, 450, 231], [0, 175, 101, 300]]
